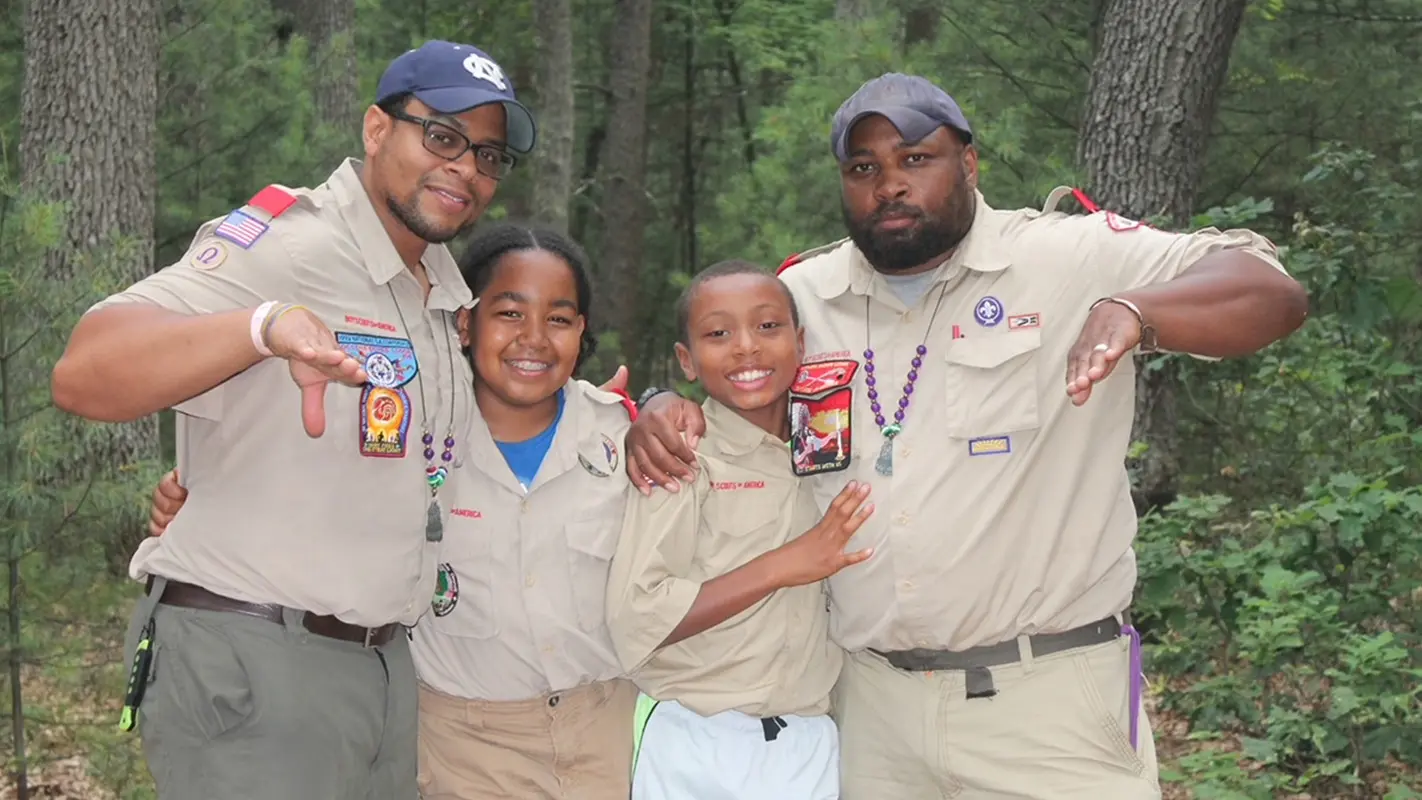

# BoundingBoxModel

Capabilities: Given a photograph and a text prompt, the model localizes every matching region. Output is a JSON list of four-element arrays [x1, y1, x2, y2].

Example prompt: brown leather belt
[[871, 615, 1123, 672], [150, 578, 401, 648]]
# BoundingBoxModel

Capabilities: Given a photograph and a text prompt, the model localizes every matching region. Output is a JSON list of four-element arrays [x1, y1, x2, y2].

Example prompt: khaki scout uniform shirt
[[92, 159, 473, 628], [411, 380, 631, 702], [605, 399, 842, 719], [776, 189, 1289, 653]]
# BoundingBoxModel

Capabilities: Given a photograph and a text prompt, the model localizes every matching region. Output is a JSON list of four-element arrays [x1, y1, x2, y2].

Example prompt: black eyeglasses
[[386, 108, 517, 181]]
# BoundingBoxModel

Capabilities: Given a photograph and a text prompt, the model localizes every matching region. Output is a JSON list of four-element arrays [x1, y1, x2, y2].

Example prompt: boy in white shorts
[[606, 261, 875, 799]]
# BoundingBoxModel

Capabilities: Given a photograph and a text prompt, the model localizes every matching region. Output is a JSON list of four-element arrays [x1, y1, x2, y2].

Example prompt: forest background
[[1, 0, 1420, 797]]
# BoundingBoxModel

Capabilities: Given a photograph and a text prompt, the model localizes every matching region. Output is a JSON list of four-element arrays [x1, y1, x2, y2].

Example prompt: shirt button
[[917, 639, 929, 648], [899, 580, 913, 591], [899, 446, 910, 459], [525, 575, 536, 588], [895, 512, 910, 526], [548, 695, 560, 708], [542, 644, 554, 654]]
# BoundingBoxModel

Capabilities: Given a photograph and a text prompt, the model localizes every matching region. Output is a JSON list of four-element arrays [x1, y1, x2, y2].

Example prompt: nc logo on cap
[[463, 54, 507, 91]]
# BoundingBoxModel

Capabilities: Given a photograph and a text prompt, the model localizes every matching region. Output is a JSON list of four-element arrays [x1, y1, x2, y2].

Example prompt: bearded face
[[837, 117, 979, 274]]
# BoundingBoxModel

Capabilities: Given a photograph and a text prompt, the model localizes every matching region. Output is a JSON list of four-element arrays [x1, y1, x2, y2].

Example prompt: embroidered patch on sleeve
[[336, 332, 420, 458], [188, 239, 229, 270], [790, 359, 859, 477], [213, 210, 270, 249]]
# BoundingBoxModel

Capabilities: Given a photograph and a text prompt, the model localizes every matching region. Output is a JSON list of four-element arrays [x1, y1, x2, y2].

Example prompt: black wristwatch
[[636, 386, 678, 410]]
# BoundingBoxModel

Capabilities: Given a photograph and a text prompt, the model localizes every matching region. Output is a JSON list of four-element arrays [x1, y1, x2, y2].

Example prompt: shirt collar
[[326, 159, 473, 312], [703, 398, 787, 458], [816, 189, 1012, 300]]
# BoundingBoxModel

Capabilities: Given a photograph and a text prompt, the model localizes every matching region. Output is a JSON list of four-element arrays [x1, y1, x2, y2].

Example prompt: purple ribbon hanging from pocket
[[1122, 624, 1143, 750]]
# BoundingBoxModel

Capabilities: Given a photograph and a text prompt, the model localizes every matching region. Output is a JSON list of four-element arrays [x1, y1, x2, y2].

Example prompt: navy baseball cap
[[831, 73, 972, 161], [376, 41, 537, 154]]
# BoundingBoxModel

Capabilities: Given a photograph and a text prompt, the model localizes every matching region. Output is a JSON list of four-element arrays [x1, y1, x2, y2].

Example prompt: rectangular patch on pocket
[[968, 436, 1011, 456], [790, 359, 858, 477]]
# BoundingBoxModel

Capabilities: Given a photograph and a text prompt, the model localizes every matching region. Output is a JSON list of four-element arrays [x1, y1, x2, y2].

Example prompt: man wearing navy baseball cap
[[376, 40, 537, 155], [54, 40, 566, 800], [625, 71, 1307, 799]]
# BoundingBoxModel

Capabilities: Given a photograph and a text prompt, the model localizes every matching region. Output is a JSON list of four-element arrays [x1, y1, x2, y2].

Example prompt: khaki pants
[[125, 586, 417, 800], [417, 678, 638, 799], [834, 638, 1160, 799]]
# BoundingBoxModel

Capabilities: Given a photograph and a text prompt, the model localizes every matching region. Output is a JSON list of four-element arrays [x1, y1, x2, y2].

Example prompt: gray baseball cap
[[830, 73, 973, 161]]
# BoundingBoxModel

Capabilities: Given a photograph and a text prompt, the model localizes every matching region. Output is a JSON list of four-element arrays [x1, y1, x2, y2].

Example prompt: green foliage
[[1136, 474, 1422, 795], [3, 0, 1422, 794], [0, 155, 159, 794]]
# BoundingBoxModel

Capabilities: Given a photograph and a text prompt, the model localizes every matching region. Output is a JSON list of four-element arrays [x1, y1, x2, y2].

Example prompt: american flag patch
[[213, 210, 269, 248]]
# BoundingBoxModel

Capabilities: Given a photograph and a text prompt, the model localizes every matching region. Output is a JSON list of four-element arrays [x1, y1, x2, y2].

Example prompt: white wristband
[[250, 301, 279, 357]]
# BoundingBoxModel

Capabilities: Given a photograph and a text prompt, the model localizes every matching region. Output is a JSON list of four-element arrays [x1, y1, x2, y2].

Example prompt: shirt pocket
[[431, 528, 498, 639], [565, 515, 620, 633], [703, 488, 788, 537], [941, 328, 1043, 440], [700, 486, 796, 574]]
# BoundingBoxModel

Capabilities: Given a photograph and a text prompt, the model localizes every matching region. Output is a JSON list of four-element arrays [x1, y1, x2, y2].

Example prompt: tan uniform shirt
[[92, 159, 473, 628], [412, 380, 631, 701], [776, 189, 1290, 653], [605, 399, 842, 719]]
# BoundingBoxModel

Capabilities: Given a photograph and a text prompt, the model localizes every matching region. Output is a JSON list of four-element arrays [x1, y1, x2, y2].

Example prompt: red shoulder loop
[[248, 185, 298, 219], [776, 252, 803, 277], [1071, 188, 1100, 214], [610, 386, 638, 422]]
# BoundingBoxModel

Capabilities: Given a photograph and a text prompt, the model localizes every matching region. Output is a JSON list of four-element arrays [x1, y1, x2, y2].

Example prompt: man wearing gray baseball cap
[[830, 72, 975, 158], [626, 71, 1308, 798]]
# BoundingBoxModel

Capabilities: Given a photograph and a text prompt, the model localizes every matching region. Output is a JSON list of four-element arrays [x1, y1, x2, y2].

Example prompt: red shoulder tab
[[776, 252, 803, 277], [1071, 188, 1100, 214], [248, 185, 298, 219], [610, 386, 638, 422]]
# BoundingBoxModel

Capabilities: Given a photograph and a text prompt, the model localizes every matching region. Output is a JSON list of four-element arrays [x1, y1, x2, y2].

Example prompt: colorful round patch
[[431, 562, 459, 617], [974, 296, 1004, 327], [365, 352, 398, 388], [189, 240, 229, 270]]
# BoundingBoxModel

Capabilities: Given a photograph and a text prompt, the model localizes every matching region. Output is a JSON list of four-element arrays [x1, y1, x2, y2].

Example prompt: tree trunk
[[276, 0, 358, 155], [596, 0, 653, 370], [901, 0, 940, 46], [1077, 0, 1248, 511], [21, 0, 160, 557], [531, 0, 575, 233], [836, 0, 875, 21]]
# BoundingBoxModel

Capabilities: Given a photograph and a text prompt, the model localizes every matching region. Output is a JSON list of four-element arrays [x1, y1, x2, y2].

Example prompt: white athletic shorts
[[632, 698, 840, 799]]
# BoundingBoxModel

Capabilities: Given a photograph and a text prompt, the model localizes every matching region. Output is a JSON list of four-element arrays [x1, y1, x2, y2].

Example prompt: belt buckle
[[362, 626, 379, 648]]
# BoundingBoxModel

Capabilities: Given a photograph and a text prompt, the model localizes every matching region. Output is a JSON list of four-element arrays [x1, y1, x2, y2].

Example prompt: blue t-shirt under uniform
[[495, 389, 566, 489]]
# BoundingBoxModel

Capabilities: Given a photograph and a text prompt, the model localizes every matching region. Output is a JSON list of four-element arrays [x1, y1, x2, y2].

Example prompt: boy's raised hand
[[772, 481, 875, 588]]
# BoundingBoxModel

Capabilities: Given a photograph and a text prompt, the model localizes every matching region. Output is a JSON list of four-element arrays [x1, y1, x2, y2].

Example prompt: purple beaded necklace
[[863, 284, 952, 476], [387, 283, 457, 542]]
